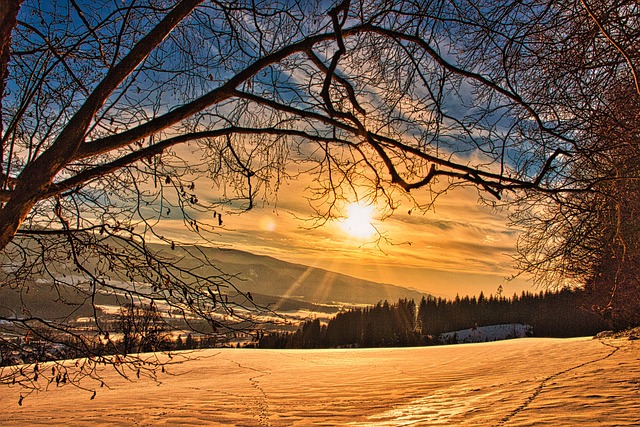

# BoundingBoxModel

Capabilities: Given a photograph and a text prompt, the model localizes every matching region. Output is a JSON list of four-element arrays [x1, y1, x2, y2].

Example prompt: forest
[[258, 288, 609, 349]]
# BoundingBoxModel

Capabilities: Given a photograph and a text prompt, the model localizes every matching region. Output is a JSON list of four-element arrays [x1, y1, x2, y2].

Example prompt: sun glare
[[340, 202, 376, 239]]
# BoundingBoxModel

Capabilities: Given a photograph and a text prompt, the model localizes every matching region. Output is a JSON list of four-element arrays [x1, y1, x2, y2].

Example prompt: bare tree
[[1, 0, 638, 395], [501, 0, 640, 327], [511, 81, 640, 327], [115, 301, 171, 354]]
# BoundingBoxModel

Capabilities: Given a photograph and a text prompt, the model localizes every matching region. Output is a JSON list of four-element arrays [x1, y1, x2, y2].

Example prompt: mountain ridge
[[154, 244, 430, 308]]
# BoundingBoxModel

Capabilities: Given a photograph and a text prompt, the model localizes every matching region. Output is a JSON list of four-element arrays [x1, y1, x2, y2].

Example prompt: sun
[[340, 202, 377, 239]]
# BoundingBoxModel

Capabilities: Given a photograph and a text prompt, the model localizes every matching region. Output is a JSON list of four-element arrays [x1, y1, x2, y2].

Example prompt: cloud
[[142, 142, 527, 299]]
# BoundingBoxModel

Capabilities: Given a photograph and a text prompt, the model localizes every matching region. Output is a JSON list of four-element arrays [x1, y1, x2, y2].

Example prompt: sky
[[133, 5, 535, 300], [155, 157, 533, 299], [17, 0, 536, 300]]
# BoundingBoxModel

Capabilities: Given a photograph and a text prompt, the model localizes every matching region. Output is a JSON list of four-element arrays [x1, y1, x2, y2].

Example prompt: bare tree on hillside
[[1, 0, 638, 395], [116, 302, 171, 354]]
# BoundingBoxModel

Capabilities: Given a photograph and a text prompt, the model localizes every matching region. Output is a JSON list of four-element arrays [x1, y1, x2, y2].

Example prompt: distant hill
[[0, 239, 429, 320], [153, 245, 429, 309]]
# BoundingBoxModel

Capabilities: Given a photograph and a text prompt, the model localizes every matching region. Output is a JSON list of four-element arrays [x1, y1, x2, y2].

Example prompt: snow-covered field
[[1, 336, 638, 426]]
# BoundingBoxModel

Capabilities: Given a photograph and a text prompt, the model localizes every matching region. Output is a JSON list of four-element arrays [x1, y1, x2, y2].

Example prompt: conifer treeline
[[258, 288, 608, 349]]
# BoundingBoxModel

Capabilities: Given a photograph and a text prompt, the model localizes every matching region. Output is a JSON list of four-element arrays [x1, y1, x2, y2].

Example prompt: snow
[[440, 324, 532, 344], [1, 336, 638, 426]]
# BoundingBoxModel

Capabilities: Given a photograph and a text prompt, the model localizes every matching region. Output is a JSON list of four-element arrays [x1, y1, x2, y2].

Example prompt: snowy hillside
[[440, 323, 532, 344]]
